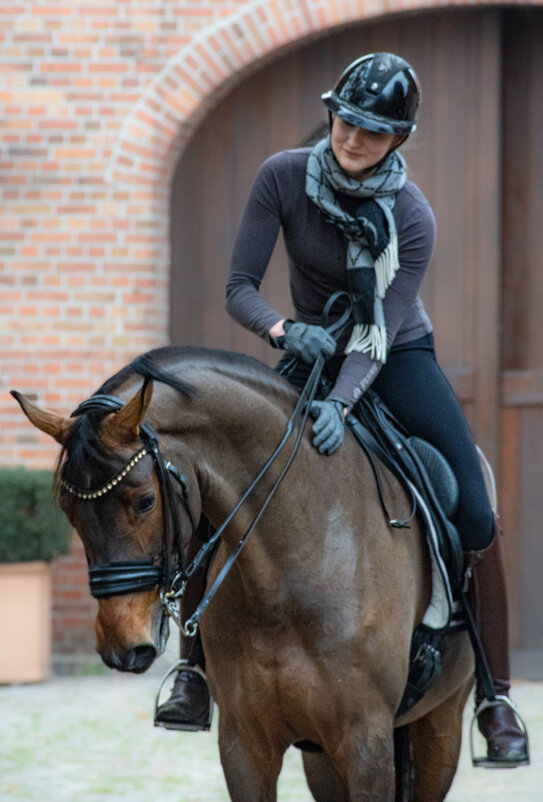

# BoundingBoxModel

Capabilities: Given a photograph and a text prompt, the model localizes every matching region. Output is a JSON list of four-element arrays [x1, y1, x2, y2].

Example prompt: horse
[[13, 345, 474, 801]]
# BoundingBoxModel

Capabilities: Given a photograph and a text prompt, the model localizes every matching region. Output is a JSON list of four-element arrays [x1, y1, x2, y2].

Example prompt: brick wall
[[1, 0, 262, 666], [1, 0, 250, 464], [1, 0, 535, 666]]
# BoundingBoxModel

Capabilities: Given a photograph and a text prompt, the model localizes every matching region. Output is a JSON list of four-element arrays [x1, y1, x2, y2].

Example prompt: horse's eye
[[133, 493, 156, 515]]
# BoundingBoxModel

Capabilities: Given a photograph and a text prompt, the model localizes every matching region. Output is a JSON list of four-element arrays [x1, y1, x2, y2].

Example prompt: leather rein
[[166, 351, 326, 637]]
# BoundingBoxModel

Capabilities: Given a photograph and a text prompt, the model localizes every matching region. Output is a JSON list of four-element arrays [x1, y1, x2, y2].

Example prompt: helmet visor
[[322, 90, 417, 136]]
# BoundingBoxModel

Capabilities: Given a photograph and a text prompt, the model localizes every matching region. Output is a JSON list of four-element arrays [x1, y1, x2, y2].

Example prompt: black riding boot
[[465, 521, 529, 766], [155, 531, 212, 731]]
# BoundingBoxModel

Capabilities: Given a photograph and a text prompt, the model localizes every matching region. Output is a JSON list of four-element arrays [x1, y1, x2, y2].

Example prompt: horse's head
[[12, 380, 197, 674]]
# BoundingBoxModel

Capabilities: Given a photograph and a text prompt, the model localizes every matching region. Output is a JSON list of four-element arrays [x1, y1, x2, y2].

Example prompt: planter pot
[[0, 561, 51, 683]]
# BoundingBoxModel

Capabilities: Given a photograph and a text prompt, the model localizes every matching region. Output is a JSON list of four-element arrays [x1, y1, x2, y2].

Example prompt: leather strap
[[346, 413, 417, 528], [89, 560, 163, 598], [182, 350, 326, 636]]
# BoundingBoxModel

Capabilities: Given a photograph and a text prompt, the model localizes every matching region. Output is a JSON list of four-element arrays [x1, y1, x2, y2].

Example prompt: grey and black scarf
[[306, 136, 406, 362]]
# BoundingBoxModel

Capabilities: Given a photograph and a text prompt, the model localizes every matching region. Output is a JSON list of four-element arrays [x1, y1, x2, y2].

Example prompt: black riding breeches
[[276, 333, 495, 551]]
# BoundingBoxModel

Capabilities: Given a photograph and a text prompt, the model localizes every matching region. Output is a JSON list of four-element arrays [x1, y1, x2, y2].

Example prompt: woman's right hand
[[276, 320, 336, 364]]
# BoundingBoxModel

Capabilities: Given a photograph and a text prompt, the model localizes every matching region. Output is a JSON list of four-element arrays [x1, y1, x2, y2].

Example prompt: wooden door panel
[[502, 10, 543, 371], [500, 10, 543, 649], [169, 7, 542, 650], [500, 404, 543, 649]]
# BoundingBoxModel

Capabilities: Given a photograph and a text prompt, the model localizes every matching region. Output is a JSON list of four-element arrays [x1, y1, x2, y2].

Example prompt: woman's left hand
[[310, 399, 346, 455]]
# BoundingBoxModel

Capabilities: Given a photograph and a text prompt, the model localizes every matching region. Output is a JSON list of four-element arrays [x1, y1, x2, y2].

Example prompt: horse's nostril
[[101, 651, 123, 670], [131, 643, 157, 673], [100, 644, 157, 673]]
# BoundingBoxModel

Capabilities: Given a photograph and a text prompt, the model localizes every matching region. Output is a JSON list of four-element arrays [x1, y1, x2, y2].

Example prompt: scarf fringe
[[374, 233, 399, 299], [345, 324, 388, 362]]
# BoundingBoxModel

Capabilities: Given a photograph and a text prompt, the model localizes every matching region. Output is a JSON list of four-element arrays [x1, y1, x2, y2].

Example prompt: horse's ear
[[101, 378, 153, 443], [11, 390, 74, 445]]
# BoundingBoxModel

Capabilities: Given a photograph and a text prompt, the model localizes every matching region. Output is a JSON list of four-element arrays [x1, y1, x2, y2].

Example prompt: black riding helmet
[[321, 52, 421, 137]]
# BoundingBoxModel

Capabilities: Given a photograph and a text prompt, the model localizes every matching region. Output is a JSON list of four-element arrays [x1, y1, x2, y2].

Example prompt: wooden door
[[500, 10, 543, 649], [170, 8, 543, 649]]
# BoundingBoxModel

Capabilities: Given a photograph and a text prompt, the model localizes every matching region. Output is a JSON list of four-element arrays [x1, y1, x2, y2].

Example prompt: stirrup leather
[[154, 659, 213, 732], [470, 694, 530, 768]]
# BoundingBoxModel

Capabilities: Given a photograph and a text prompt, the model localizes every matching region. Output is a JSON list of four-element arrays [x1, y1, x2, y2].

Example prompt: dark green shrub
[[0, 467, 72, 563]]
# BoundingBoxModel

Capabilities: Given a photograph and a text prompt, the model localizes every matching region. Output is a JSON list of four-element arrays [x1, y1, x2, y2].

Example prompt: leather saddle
[[348, 389, 463, 590]]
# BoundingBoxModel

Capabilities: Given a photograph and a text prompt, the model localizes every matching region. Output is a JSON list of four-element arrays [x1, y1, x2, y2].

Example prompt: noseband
[[62, 394, 196, 599]]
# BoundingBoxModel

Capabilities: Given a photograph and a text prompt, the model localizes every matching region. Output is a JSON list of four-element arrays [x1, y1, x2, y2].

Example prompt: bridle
[[62, 294, 352, 635], [62, 394, 196, 601]]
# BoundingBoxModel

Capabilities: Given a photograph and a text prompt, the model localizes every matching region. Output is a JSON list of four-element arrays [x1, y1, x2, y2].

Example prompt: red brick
[[31, 6, 72, 15], [40, 62, 82, 72], [77, 233, 116, 243]]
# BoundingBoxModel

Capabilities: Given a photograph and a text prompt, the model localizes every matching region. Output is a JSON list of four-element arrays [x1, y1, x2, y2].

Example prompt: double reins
[[167, 351, 324, 635], [165, 293, 352, 636]]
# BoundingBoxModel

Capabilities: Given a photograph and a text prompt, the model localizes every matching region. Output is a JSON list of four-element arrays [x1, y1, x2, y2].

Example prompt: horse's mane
[[98, 347, 199, 397], [57, 346, 295, 490]]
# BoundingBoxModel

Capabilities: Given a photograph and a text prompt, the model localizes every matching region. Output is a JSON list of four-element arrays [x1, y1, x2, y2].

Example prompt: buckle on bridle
[[160, 583, 200, 638]]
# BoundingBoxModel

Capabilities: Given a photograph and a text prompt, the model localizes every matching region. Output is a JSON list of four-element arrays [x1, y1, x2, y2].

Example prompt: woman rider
[[156, 52, 528, 767]]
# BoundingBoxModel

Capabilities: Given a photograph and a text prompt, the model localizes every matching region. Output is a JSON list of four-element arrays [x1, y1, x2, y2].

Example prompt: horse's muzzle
[[100, 643, 157, 674], [94, 591, 169, 674]]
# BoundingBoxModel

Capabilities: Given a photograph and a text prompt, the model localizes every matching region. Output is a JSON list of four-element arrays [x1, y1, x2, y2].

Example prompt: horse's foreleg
[[408, 678, 473, 802], [302, 751, 347, 802], [218, 715, 283, 802], [329, 726, 397, 802]]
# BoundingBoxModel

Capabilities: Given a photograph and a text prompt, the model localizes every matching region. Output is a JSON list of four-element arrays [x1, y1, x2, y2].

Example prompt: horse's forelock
[[56, 411, 114, 492], [54, 348, 200, 490]]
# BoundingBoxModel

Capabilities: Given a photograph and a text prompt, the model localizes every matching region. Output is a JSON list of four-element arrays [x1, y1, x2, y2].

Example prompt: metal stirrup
[[470, 695, 530, 768]]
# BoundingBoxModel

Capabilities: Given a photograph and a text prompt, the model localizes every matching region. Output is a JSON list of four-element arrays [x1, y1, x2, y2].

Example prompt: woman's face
[[330, 116, 402, 178]]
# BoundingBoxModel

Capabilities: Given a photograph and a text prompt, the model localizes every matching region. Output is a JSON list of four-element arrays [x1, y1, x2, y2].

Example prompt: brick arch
[[106, 0, 521, 188]]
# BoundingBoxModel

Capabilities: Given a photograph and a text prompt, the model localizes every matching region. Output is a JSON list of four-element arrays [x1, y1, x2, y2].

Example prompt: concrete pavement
[[1, 647, 540, 801]]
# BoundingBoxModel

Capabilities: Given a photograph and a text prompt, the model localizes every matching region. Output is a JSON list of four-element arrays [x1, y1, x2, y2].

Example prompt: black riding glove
[[310, 399, 346, 455], [276, 320, 336, 364]]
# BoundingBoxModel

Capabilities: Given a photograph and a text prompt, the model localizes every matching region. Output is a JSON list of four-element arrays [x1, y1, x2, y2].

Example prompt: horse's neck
[[190, 384, 302, 524]]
